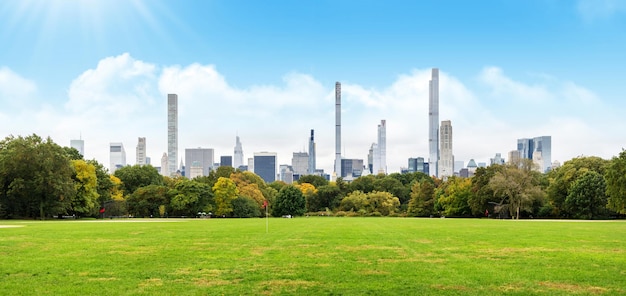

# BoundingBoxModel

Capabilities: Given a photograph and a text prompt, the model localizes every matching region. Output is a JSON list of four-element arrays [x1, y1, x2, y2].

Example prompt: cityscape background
[[1, 0, 625, 176]]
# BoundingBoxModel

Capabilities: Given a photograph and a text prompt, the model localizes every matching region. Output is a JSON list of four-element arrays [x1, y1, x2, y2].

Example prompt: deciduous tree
[[272, 185, 306, 217], [213, 177, 238, 216], [605, 150, 626, 214]]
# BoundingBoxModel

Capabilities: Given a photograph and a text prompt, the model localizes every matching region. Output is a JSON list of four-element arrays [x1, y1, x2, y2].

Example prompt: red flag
[[263, 200, 268, 208], [99, 207, 105, 214]]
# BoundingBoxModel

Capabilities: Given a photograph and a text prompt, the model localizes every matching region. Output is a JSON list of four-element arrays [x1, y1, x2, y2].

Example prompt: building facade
[[136, 137, 146, 165], [291, 152, 309, 176], [220, 156, 233, 167], [70, 139, 84, 156], [254, 152, 277, 183], [308, 129, 316, 175], [429, 68, 440, 177], [167, 94, 178, 176], [234, 136, 244, 169], [185, 148, 214, 177], [334, 82, 342, 179], [439, 120, 453, 178], [109, 142, 126, 174]]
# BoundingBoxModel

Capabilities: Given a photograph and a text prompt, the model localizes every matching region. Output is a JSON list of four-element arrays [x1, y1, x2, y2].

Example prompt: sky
[[1, 0, 625, 174]]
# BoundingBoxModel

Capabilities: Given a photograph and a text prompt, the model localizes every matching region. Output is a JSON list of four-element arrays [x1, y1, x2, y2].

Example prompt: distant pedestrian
[[485, 209, 489, 217]]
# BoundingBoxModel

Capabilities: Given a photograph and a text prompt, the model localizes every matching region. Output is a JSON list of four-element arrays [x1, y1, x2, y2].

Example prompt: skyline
[[1, 1, 625, 174]]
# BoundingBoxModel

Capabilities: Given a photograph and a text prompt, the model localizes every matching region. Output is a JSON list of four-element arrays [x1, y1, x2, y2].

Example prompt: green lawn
[[1, 218, 625, 295]]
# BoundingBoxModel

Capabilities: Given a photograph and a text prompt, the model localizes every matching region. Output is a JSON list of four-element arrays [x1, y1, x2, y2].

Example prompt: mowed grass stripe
[[1, 218, 625, 295]]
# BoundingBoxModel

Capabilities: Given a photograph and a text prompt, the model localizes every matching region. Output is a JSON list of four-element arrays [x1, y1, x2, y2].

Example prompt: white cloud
[[0, 66, 37, 109], [1, 54, 624, 175]]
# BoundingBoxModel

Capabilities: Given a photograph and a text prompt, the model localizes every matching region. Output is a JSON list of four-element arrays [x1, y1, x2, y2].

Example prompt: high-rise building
[[334, 82, 342, 179], [516, 136, 552, 173], [136, 137, 146, 165], [70, 139, 84, 156], [368, 144, 375, 174], [234, 136, 244, 169], [376, 120, 387, 174], [160, 152, 169, 176], [254, 152, 277, 183], [291, 152, 309, 176], [220, 156, 233, 167], [408, 157, 428, 174], [490, 153, 505, 165], [279, 165, 293, 184], [508, 150, 521, 165], [341, 158, 364, 179], [429, 68, 440, 177], [188, 161, 203, 179], [185, 148, 214, 177], [370, 143, 380, 175], [308, 129, 316, 174], [109, 142, 126, 174], [439, 120, 453, 178], [248, 157, 254, 173], [167, 94, 178, 177]]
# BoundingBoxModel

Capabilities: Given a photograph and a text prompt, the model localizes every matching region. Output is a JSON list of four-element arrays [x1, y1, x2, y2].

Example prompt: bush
[[232, 197, 261, 218]]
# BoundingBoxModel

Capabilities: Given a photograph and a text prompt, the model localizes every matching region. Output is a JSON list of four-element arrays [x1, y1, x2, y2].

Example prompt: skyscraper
[[291, 152, 309, 176], [109, 142, 126, 174], [516, 136, 552, 173], [439, 120, 453, 178], [136, 137, 146, 165], [167, 94, 178, 177], [234, 135, 243, 169], [185, 148, 214, 177], [254, 152, 277, 183], [220, 156, 233, 167], [429, 68, 440, 177], [308, 129, 316, 175], [334, 82, 342, 179], [160, 152, 169, 176], [70, 139, 84, 156], [376, 119, 387, 174]]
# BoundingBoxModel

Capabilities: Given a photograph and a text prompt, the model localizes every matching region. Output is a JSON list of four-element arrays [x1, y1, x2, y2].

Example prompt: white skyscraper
[[291, 152, 309, 176], [70, 139, 84, 156], [136, 137, 146, 165], [109, 142, 126, 174], [167, 94, 178, 176], [439, 120, 453, 179], [377, 119, 387, 174], [160, 152, 169, 176], [308, 129, 316, 175], [429, 68, 440, 177], [334, 82, 342, 179], [234, 135, 244, 169]]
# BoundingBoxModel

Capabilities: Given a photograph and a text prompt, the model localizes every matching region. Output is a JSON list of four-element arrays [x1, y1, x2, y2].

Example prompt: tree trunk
[[516, 206, 520, 220]]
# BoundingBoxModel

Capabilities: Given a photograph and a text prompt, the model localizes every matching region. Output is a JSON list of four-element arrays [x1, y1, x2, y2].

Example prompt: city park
[[1, 134, 626, 294]]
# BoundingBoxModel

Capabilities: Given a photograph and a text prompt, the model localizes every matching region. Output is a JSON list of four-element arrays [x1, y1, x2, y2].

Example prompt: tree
[[468, 165, 504, 216], [297, 183, 317, 212], [350, 175, 376, 194], [605, 150, 626, 214], [169, 179, 213, 216], [232, 196, 261, 218], [488, 164, 545, 219], [373, 176, 409, 205], [339, 191, 368, 214], [314, 185, 342, 211], [297, 175, 329, 188], [436, 177, 472, 217], [213, 177, 238, 216], [0, 135, 75, 219], [407, 180, 435, 217], [547, 156, 608, 217], [272, 185, 306, 217], [114, 165, 163, 196], [126, 185, 169, 217], [339, 190, 399, 216], [87, 159, 113, 205], [70, 159, 99, 216], [565, 171, 608, 219]]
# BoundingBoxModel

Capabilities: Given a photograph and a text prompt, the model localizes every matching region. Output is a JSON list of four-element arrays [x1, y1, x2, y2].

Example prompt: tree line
[[1, 134, 625, 219]]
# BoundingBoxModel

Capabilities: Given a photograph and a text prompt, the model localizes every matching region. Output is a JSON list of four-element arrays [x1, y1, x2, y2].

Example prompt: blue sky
[[1, 0, 625, 173]]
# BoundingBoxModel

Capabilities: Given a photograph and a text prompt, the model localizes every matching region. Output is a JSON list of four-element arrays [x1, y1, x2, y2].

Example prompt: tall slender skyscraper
[[308, 129, 316, 174], [70, 139, 84, 156], [439, 120, 453, 178], [377, 120, 387, 174], [334, 82, 342, 178], [168, 94, 178, 176], [136, 137, 146, 165], [234, 135, 243, 169], [160, 152, 169, 176], [428, 68, 440, 177], [109, 142, 126, 174]]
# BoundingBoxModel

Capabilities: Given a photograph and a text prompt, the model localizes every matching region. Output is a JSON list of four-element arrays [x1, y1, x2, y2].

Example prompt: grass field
[[1, 217, 625, 295]]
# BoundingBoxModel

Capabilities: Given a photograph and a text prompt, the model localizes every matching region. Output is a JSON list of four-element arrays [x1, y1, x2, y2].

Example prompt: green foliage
[[272, 185, 306, 217], [86, 159, 113, 204], [468, 165, 504, 216], [547, 156, 609, 217], [126, 185, 169, 217], [314, 184, 341, 211], [232, 196, 261, 218], [268, 180, 287, 192], [169, 178, 213, 216], [407, 180, 435, 217], [0, 134, 75, 219], [436, 177, 473, 217], [297, 175, 329, 188], [114, 165, 163, 196], [339, 190, 400, 216], [564, 171, 608, 219], [62, 146, 83, 161], [70, 159, 99, 216], [349, 175, 375, 193], [605, 150, 626, 214], [373, 176, 409, 204], [488, 164, 545, 219], [212, 177, 238, 216]]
